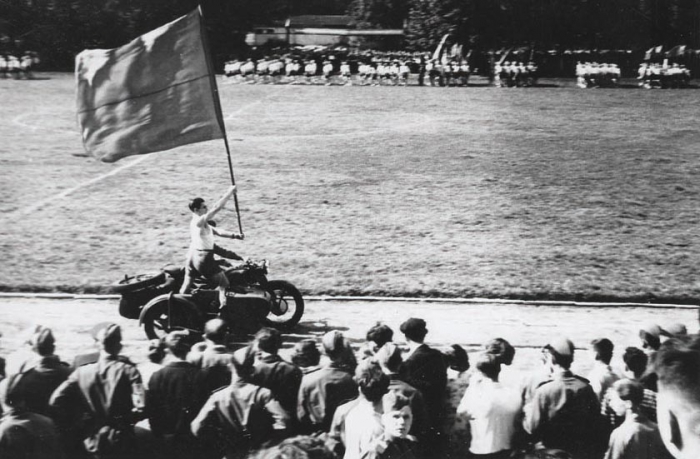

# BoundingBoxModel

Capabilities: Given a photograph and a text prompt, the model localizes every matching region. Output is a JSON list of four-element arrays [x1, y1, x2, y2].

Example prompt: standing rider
[[180, 186, 244, 309]]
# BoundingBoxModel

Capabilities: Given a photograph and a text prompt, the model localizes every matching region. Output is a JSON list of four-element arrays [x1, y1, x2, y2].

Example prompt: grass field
[[1, 73, 699, 302]]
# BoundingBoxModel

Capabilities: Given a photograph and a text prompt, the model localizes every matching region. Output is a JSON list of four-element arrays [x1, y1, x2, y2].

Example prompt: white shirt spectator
[[588, 360, 620, 403], [343, 398, 383, 459], [457, 378, 522, 455]]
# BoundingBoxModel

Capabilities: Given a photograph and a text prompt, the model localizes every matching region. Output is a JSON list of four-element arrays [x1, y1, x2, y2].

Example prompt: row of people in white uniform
[[224, 58, 418, 85], [637, 62, 692, 88], [0, 53, 38, 78], [494, 61, 539, 87], [425, 60, 471, 86], [575, 62, 621, 87]]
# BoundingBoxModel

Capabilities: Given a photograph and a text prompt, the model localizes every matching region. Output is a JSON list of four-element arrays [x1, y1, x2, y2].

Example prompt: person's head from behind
[[375, 342, 403, 375], [230, 348, 256, 383], [622, 347, 648, 379], [475, 352, 501, 381], [608, 379, 644, 417], [255, 327, 282, 355], [591, 338, 614, 365], [354, 359, 389, 403], [204, 318, 228, 345], [188, 197, 207, 215], [96, 324, 122, 356], [292, 339, 321, 368], [147, 338, 166, 364], [366, 323, 394, 353], [164, 331, 191, 360], [652, 334, 700, 459], [30, 326, 56, 357], [543, 337, 575, 371], [322, 331, 357, 371], [399, 318, 427, 344], [484, 337, 515, 366], [443, 344, 470, 373], [640, 324, 662, 352], [381, 392, 413, 440]]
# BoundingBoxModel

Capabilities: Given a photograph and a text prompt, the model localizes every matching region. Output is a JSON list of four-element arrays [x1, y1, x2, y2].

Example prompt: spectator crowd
[[0, 315, 697, 459]]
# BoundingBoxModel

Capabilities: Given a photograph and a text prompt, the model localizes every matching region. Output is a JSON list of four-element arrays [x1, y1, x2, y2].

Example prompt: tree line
[[0, 0, 698, 70]]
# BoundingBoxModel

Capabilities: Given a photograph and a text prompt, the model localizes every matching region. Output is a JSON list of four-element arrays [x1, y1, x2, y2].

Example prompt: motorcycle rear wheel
[[263, 280, 304, 330], [142, 297, 202, 340]]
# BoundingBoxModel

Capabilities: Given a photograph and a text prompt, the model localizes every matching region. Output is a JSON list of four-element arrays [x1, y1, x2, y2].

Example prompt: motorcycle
[[111, 258, 304, 339]]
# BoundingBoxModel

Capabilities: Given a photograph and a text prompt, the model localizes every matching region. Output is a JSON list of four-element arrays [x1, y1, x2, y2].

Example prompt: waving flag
[[75, 8, 225, 162]]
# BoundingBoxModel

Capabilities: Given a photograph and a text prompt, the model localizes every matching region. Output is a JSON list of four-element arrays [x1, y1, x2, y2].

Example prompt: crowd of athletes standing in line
[[0, 315, 697, 459], [0, 52, 40, 79], [223, 50, 693, 89]]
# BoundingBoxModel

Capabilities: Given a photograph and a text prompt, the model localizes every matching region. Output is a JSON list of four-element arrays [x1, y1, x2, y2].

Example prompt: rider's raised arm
[[200, 186, 236, 224]]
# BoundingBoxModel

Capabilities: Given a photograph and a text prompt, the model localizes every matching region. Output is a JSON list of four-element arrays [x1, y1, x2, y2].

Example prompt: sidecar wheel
[[263, 280, 304, 330], [142, 297, 202, 340], [111, 272, 166, 294]]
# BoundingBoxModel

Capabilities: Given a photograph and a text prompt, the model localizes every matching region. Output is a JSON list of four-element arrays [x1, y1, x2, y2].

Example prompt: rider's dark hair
[[188, 197, 205, 212]]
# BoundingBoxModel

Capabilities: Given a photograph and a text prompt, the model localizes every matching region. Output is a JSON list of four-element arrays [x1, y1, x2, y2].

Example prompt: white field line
[[7, 94, 282, 217], [12, 112, 76, 135], [11, 155, 151, 217]]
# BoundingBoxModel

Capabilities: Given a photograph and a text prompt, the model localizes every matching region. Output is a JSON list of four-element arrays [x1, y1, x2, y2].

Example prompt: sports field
[[1, 73, 699, 302]]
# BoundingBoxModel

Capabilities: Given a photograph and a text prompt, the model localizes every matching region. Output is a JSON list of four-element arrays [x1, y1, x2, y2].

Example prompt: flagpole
[[198, 6, 243, 235]]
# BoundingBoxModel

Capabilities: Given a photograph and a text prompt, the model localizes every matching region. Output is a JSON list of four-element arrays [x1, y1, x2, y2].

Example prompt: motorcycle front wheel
[[142, 297, 202, 340], [263, 280, 304, 330]]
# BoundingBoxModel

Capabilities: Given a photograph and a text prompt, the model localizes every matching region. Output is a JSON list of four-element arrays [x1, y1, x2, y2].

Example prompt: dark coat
[[14, 355, 71, 416], [251, 354, 303, 421], [297, 362, 358, 433], [399, 344, 447, 422]]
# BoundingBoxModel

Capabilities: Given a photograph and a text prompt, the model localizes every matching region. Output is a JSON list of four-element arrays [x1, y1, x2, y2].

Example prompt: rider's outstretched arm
[[212, 227, 244, 240], [200, 185, 236, 223]]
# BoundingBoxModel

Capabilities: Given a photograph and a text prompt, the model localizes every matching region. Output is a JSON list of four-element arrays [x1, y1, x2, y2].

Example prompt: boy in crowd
[[604, 379, 667, 459]]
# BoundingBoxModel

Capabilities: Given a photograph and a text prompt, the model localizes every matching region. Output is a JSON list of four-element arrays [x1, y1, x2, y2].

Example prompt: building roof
[[267, 15, 356, 29]]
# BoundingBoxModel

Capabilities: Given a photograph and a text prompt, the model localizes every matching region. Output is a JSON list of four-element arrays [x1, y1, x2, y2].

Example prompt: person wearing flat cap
[[398, 318, 447, 457], [523, 337, 604, 459], [10, 326, 71, 417], [49, 323, 146, 459], [297, 331, 359, 434]]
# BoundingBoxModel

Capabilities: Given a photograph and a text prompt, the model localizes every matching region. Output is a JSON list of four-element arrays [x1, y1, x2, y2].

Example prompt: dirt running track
[[0, 297, 696, 382]]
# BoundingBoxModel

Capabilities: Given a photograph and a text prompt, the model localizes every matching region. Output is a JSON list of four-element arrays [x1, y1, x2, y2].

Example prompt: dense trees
[[0, 0, 698, 69]]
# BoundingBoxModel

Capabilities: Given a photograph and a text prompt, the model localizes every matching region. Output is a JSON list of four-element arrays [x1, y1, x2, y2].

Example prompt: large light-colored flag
[[76, 8, 225, 162]]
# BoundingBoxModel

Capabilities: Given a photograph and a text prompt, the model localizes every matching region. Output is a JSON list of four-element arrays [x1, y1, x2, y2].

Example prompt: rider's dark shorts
[[188, 249, 222, 278]]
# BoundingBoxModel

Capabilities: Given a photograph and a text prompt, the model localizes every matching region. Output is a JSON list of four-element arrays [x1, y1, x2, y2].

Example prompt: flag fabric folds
[[75, 8, 225, 162]]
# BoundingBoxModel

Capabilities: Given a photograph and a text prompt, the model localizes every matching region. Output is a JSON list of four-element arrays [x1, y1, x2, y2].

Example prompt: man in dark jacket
[[50, 324, 145, 459], [191, 348, 289, 459], [148, 331, 209, 459], [13, 327, 71, 416], [250, 328, 303, 424], [398, 317, 447, 455], [0, 372, 64, 459], [297, 331, 358, 434], [523, 337, 604, 459], [187, 318, 233, 393]]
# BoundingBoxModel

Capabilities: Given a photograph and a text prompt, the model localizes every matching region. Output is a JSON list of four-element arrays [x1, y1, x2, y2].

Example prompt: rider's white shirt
[[190, 215, 214, 251]]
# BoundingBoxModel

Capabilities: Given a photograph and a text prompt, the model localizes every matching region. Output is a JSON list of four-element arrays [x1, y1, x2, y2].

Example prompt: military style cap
[[546, 337, 575, 358]]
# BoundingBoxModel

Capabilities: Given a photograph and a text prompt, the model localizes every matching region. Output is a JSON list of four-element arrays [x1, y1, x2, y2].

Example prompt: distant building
[[246, 15, 404, 48]]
